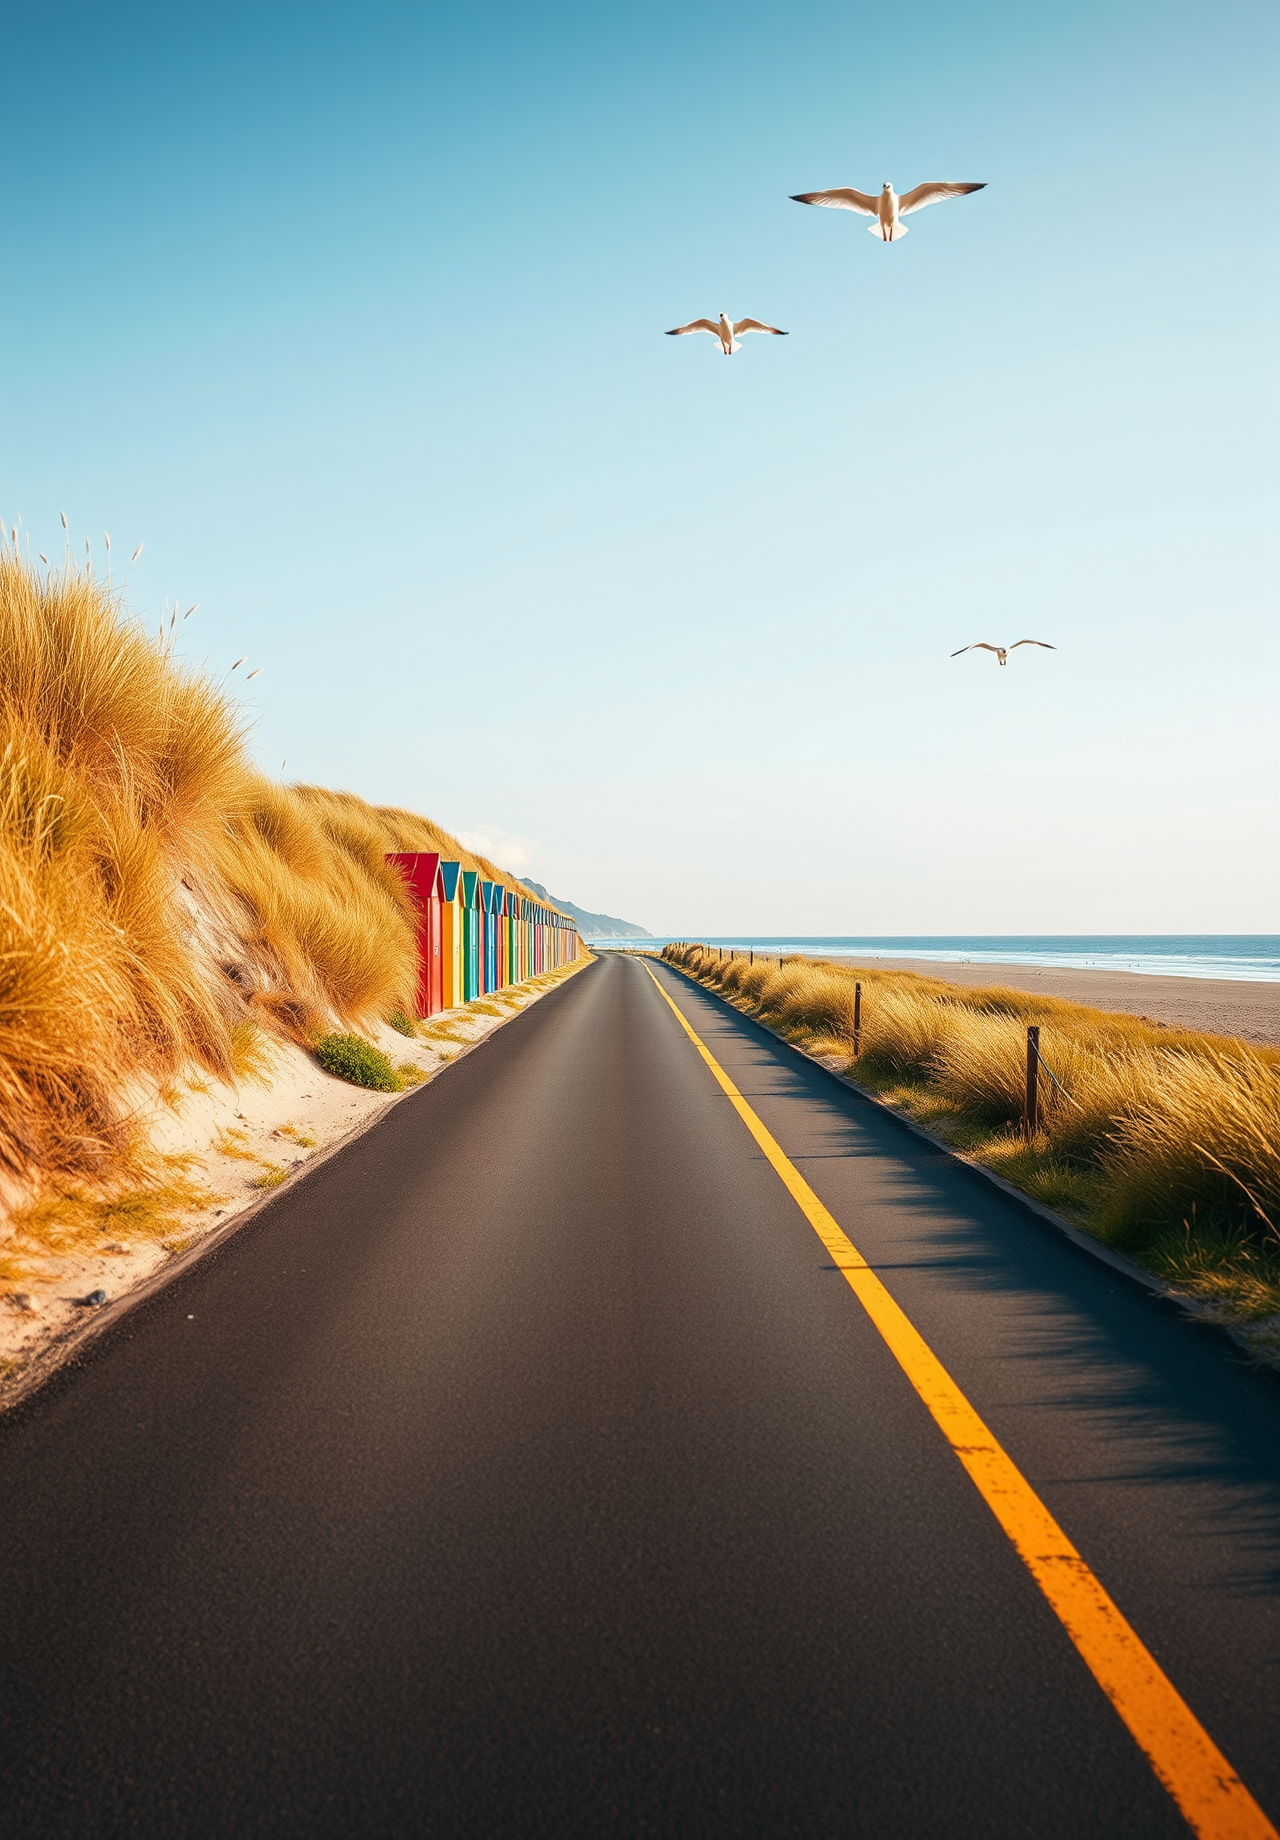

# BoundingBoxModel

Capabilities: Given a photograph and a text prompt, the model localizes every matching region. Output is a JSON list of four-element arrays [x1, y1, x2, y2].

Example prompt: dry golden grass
[[211, 1127, 259, 1163], [0, 552, 572, 1229], [0, 559, 240, 1190], [664, 944, 1280, 1324], [1, 1168, 218, 1283]]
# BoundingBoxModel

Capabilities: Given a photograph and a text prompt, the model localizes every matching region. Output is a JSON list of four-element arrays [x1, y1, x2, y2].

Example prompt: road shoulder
[[0, 958, 594, 1411]]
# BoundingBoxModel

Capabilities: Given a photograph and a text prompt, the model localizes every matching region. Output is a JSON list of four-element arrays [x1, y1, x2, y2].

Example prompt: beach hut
[[500, 887, 515, 988], [438, 861, 464, 1010], [491, 888, 503, 991], [383, 851, 441, 1018], [428, 859, 447, 1006], [477, 881, 491, 993], [461, 869, 481, 1001], [480, 881, 501, 993]]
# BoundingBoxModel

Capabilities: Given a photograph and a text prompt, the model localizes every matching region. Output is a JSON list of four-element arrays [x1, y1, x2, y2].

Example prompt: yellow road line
[[644, 964, 1276, 1840]]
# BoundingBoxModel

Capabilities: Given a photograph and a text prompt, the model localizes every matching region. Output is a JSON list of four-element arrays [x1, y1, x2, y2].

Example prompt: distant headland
[[521, 882, 653, 941]]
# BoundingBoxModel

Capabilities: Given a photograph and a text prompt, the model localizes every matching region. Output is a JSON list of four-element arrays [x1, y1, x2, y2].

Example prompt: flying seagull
[[666, 312, 788, 355], [790, 180, 986, 242], [951, 641, 1056, 667]]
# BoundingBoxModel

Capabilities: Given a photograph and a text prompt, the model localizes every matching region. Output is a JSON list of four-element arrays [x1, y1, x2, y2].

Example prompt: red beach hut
[[384, 852, 442, 1018]]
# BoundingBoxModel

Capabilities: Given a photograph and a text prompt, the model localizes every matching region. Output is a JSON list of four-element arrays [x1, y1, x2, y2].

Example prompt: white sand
[[0, 963, 588, 1401]]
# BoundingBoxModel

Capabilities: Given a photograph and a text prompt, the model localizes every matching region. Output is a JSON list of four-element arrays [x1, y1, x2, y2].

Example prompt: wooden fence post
[[853, 981, 862, 1056], [1024, 1026, 1040, 1139]]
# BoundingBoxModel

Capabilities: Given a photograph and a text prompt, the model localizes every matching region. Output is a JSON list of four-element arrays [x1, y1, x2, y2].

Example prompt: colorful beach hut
[[501, 887, 516, 988], [461, 869, 481, 1001], [386, 852, 580, 1015], [384, 851, 441, 1018], [438, 861, 464, 1010], [480, 881, 501, 993]]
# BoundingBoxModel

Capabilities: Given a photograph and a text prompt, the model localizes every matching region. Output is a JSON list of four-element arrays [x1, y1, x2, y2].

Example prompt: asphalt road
[[2, 954, 1277, 1837]]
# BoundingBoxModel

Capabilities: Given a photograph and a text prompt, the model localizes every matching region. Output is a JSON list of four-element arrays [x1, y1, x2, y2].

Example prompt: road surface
[[1, 953, 1277, 1836]]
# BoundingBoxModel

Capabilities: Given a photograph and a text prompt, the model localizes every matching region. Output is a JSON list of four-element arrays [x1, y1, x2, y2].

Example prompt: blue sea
[[596, 936, 1280, 983]]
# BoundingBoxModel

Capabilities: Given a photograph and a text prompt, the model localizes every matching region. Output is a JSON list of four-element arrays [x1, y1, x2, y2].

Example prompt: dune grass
[[0, 550, 574, 1238], [662, 944, 1280, 1333], [249, 1165, 290, 1190], [0, 1167, 219, 1284]]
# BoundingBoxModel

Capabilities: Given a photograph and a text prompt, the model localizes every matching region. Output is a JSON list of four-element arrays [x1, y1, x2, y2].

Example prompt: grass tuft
[[275, 1123, 315, 1148], [228, 1020, 278, 1084], [212, 1127, 258, 1162], [313, 1033, 402, 1092], [249, 1165, 289, 1189]]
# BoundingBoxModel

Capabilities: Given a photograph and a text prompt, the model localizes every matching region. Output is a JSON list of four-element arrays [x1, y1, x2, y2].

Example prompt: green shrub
[[313, 1033, 402, 1091], [386, 1008, 417, 1038]]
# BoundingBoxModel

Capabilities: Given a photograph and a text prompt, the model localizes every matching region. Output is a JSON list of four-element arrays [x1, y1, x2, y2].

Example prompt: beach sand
[[819, 957, 1280, 1044]]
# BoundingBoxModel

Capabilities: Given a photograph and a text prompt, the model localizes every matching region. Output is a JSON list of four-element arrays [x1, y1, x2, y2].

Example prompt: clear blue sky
[[4, 0, 1276, 933]]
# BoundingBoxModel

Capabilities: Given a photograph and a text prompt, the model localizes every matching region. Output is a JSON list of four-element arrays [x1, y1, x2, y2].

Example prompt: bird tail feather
[[727, 339, 742, 353], [867, 222, 908, 240]]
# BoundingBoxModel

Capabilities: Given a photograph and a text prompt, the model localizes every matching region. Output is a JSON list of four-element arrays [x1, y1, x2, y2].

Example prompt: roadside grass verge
[[662, 944, 1280, 1337]]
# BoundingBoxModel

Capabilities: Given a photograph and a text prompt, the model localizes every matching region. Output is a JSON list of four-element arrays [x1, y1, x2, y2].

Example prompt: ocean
[[593, 936, 1280, 983]]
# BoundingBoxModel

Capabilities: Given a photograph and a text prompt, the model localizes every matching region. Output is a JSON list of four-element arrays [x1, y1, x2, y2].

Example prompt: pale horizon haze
[[3, 0, 1276, 935]]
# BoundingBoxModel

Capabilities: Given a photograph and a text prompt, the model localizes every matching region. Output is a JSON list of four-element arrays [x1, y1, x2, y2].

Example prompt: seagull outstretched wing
[[1009, 640, 1056, 652], [790, 187, 879, 215], [733, 319, 787, 337], [666, 319, 722, 337], [951, 643, 1002, 657], [898, 181, 987, 216]]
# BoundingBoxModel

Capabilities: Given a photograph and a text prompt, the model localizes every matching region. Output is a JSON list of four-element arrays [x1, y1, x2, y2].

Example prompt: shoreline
[[810, 956, 1280, 1044]]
